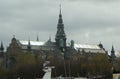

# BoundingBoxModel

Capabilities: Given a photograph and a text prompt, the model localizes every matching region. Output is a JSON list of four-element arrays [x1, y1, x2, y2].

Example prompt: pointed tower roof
[[0, 42, 4, 51], [27, 39, 31, 51], [12, 35, 17, 42], [111, 45, 116, 59], [45, 36, 52, 46], [111, 45, 115, 52], [28, 40, 30, 45], [55, 5, 67, 48], [48, 35, 51, 42], [98, 41, 103, 48], [58, 4, 63, 24], [37, 35, 39, 41]]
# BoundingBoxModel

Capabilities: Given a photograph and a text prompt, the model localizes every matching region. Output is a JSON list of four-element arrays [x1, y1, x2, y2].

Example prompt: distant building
[[5, 7, 107, 62], [74, 43, 106, 54]]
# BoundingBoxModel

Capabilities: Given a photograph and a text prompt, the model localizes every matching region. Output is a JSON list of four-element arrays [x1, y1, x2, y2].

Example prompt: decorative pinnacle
[[49, 35, 51, 41], [0, 41, 4, 51], [112, 45, 114, 51], [37, 35, 39, 41], [60, 4, 61, 15], [58, 4, 63, 24], [13, 35, 15, 38]]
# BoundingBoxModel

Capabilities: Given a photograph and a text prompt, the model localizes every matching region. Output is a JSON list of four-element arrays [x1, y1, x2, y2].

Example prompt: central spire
[[55, 5, 67, 49], [58, 4, 63, 24], [60, 4, 61, 15]]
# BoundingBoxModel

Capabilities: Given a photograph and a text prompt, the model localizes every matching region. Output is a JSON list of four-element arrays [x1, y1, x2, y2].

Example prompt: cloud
[[67, 0, 120, 2], [0, 0, 120, 51]]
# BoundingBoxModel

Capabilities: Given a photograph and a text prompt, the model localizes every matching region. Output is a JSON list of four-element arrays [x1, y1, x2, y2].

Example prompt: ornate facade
[[5, 7, 107, 58], [0, 7, 112, 69]]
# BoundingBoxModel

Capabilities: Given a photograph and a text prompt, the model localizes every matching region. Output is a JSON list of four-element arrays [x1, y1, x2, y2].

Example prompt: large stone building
[[6, 7, 107, 59]]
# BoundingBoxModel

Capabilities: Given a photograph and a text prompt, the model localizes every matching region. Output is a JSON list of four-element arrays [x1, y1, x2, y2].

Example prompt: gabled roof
[[44, 40, 55, 46], [19, 40, 44, 46], [74, 44, 100, 50]]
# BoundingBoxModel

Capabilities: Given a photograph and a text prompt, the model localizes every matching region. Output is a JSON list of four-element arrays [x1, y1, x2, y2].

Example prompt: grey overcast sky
[[0, 0, 120, 52]]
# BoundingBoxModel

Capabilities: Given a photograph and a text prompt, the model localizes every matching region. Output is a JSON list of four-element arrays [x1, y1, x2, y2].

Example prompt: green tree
[[0, 66, 8, 79], [87, 53, 112, 76]]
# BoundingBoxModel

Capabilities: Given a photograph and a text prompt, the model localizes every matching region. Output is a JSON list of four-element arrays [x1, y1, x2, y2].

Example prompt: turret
[[0, 42, 4, 56], [98, 42, 103, 49], [111, 45, 116, 60], [12, 35, 17, 43], [27, 40, 31, 51], [36, 35, 39, 41], [70, 40, 74, 48]]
